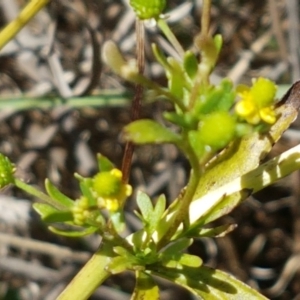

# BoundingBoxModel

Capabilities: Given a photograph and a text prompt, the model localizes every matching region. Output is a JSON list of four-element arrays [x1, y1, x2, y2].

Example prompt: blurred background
[[0, 0, 300, 299]]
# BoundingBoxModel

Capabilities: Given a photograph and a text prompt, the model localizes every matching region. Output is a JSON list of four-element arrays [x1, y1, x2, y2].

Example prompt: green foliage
[[150, 265, 268, 299], [31, 155, 130, 237], [97, 153, 114, 172], [45, 179, 74, 208], [135, 192, 166, 238], [124, 119, 181, 144], [5, 1, 300, 300]]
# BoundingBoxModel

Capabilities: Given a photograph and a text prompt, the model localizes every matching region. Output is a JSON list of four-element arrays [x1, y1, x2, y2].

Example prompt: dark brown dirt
[[0, 1, 300, 299]]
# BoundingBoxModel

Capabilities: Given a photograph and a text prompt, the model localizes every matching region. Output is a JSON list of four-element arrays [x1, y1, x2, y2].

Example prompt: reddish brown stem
[[121, 19, 145, 183]]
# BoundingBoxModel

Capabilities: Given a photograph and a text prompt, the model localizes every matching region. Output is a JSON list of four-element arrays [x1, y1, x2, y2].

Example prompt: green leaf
[[136, 193, 166, 238], [192, 223, 237, 238], [161, 253, 202, 269], [152, 43, 171, 72], [178, 253, 202, 268], [49, 225, 98, 237], [97, 154, 114, 172], [152, 194, 166, 227], [191, 189, 251, 228], [131, 272, 159, 300], [154, 200, 180, 243], [113, 246, 133, 257], [45, 179, 74, 209], [44, 211, 74, 223], [107, 256, 136, 274], [195, 79, 235, 115], [130, 230, 147, 252], [151, 265, 268, 299], [213, 34, 223, 54], [110, 210, 125, 234], [124, 120, 181, 144], [33, 203, 73, 222], [167, 57, 186, 99], [160, 238, 192, 258], [137, 191, 153, 222], [33, 203, 60, 219], [163, 111, 197, 129], [183, 51, 198, 79], [188, 130, 205, 159], [79, 180, 97, 207]]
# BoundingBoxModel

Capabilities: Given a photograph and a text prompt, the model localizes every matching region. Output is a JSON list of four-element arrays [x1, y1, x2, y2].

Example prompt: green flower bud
[[0, 154, 15, 188], [130, 0, 166, 20], [93, 170, 122, 198], [199, 111, 236, 150]]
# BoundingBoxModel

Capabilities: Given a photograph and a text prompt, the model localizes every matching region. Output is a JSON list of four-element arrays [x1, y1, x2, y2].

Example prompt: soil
[[0, 1, 300, 299]]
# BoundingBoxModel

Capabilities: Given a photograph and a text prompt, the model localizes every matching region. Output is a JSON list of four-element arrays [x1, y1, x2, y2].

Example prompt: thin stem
[[188, 0, 212, 109], [157, 18, 185, 58], [122, 19, 145, 183], [200, 0, 212, 38], [157, 169, 200, 249], [14, 178, 66, 210], [134, 75, 186, 111], [0, 0, 49, 51], [0, 92, 130, 111], [157, 133, 201, 249]]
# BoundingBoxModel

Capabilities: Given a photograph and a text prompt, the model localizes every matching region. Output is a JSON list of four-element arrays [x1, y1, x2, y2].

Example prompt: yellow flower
[[93, 169, 132, 212], [235, 77, 277, 125]]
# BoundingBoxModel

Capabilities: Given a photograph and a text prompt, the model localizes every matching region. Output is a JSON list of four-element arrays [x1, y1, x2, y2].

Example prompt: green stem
[[157, 19, 185, 58], [157, 134, 201, 249], [134, 74, 186, 111], [0, 91, 130, 111], [200, 0, 212, 38], [0, 0, 50, 50], [122, 19, 145, 184], [57, 241, 114, 300], [188, 0, 212, 109], [14, 178, 65, 210]]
